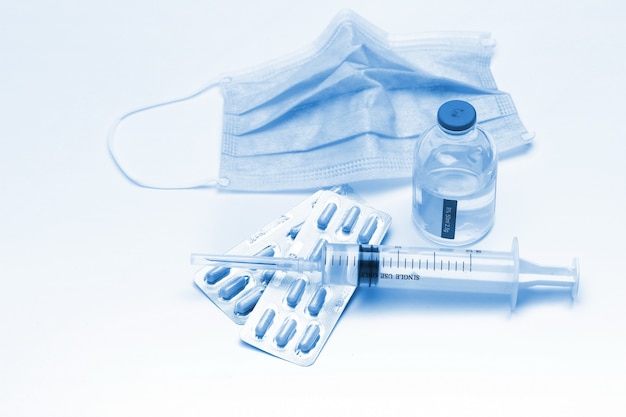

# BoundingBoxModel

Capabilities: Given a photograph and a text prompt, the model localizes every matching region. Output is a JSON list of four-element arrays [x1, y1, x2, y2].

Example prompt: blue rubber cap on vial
[[437, 100, 477, 132]]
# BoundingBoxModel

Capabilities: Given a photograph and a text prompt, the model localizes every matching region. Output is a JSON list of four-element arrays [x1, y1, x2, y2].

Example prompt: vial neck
[[439, 125, 475, 136]]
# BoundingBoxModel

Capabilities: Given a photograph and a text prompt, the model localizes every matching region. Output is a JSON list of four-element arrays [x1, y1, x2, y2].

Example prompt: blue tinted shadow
[[346, 286, 575, 316], [347, 287, 508, 316], [515, 288, 576, 310]]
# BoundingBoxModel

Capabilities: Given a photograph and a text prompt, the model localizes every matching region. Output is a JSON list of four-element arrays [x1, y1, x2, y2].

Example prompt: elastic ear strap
[[107, 80, 221, 189]]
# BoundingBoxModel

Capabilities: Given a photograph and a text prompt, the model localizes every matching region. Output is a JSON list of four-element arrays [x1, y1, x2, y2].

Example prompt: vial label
[[419, 189, 445, 238], [414, 177, 496, 246], [441, 199, 457, 239]]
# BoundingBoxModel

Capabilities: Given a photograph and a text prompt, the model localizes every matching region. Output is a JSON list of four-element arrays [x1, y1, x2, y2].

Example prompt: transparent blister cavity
[[194, 186, 352, 324], [284, 191, 392, 258], [241, 271, 356, 366], [240, 191, 391, 366]]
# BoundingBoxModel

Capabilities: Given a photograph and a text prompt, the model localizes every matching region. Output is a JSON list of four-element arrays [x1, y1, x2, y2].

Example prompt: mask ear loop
[[107, 80, 227, 189]]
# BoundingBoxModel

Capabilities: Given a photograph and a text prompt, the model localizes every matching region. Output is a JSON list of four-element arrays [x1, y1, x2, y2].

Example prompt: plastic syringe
[[191, 238, 579, 309]]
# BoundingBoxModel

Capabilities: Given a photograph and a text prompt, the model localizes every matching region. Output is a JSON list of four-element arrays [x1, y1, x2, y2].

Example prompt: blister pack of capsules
[[240, 191, 391, 366], [193, 187, 351, 324]]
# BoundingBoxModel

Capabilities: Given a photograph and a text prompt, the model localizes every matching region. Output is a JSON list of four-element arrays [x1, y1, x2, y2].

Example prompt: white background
[[1, 1, 625, 416]]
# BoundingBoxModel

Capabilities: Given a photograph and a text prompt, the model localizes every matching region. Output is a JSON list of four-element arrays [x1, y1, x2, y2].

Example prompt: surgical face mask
[[108, 10, 532, 191]]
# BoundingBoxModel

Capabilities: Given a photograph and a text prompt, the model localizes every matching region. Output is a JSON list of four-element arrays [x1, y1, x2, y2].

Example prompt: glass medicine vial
[[412, 100, 497, 246]]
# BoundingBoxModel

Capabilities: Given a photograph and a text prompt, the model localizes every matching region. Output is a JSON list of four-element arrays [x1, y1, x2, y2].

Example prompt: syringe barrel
[[322, 241, 521, 306], [319, 243, 361, 287]]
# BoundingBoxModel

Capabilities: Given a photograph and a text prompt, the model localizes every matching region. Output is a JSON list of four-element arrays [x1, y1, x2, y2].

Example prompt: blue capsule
[[218, 274, 249, 300], [288, 221, 305, 239], [341, 206, 361, 233], [255, 245, 275, 257], [308, 238, 327, 262], [234, 286, 264, 316], [260, 270, 276, 284], [357, 215, 379, 244], [307, 286, 327, 316], [285, 278, 307, 308], [254, 308, 276, 339], [298, 323, 321, 353], [204, 266, 230, 285], [275, 318, 297, 348], [317, 202, 337, 230]]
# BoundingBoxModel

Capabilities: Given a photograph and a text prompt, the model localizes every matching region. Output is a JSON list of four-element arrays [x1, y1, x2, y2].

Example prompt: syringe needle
[[190, 253, 320, 274]]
